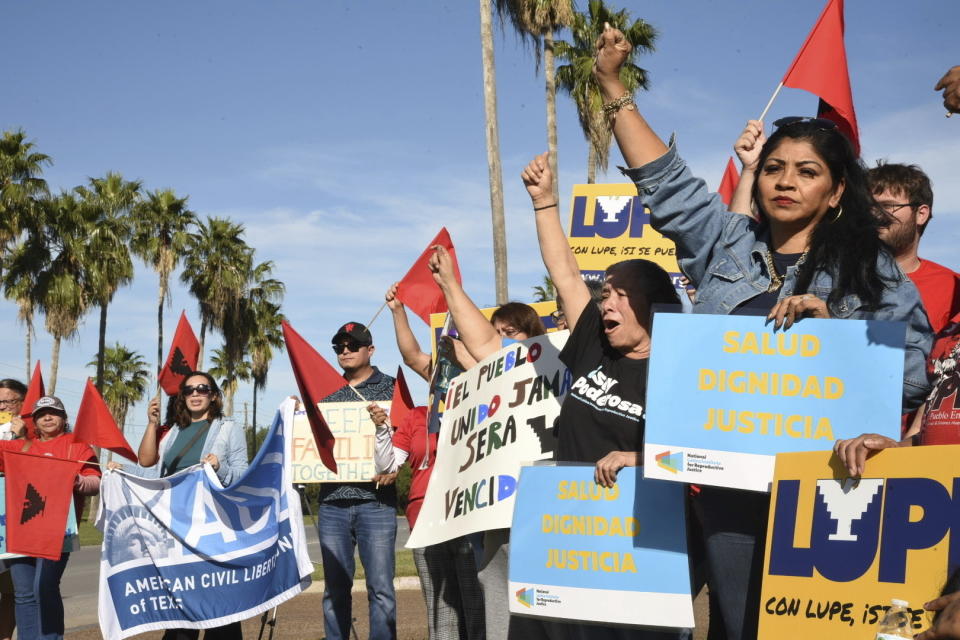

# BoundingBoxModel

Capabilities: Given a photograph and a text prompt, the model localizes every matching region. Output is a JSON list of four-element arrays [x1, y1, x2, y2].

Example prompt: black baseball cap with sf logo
[[331, 322, 372, 346]]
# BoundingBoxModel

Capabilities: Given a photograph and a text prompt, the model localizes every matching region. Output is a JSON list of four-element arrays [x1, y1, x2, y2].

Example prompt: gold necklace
[[764, 249, 809, 293]]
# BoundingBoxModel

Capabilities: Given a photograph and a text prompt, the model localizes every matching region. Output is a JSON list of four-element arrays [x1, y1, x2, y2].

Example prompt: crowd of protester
[[0, 28, 958, 640]]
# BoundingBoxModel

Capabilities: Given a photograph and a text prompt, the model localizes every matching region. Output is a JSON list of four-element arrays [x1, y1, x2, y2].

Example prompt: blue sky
[[3, 1, 958, 448]]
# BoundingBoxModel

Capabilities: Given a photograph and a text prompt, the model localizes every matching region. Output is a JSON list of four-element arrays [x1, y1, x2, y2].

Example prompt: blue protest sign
[[643, 314, 906, 491], [508, 464, 693, 628]]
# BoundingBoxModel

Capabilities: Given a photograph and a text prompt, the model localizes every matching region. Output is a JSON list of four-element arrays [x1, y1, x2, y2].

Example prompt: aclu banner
[[760, 446, 960, 639], [508, 465, 693, 628], [566, 183, 681, 291], [97, 399, 313, 639], [407, 332, 569, 548], [643, 313, 906, 492]]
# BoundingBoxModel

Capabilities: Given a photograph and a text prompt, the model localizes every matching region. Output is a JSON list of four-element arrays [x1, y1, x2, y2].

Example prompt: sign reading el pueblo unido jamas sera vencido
[[406, 332, 569, 548], [643, 313, 906, 492], [760, 446, 960, 639], [508, 465, 694, 629]]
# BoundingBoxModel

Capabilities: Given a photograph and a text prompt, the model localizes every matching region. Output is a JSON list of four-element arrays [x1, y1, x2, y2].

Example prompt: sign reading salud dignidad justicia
[[643, 313, 906, 492], [508, 465, 693, 628]]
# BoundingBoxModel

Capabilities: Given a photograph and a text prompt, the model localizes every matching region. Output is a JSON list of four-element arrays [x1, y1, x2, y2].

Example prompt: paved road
[[62, 517, 411, 633]]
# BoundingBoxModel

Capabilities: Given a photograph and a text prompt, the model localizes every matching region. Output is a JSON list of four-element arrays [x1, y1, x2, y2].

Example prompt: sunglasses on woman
[[333, 342, 365, 355], [183, 384, 212, 396]]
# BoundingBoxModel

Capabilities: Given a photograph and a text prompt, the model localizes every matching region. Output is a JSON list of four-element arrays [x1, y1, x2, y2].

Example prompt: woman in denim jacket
[[593, 26, 932, 640]]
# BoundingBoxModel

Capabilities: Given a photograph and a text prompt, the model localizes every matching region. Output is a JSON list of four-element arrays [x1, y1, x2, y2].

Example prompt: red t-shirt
[[0, 432, 101, 516], [392, 407, 435, 529], [919, 315, 960, 445], [907, 259, 960, 335]]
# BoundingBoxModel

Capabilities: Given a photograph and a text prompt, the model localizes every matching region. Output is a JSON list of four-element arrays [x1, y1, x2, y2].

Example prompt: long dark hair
[[173, 371, 224, 428], [752, 122, 891, 310]]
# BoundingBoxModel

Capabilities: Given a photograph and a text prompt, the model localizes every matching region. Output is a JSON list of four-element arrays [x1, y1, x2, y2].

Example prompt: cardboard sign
[[508, 465, 693, 628], [290, 401, 389, 483], [643, 313, 906, 492], [406, 333, 569, 548], [567, 183, 681, 289], [759, 446, 960, 638]]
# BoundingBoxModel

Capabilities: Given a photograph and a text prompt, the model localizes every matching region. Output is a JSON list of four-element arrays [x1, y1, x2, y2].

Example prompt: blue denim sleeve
[[619, 136, 732, 286], [876, 271, 934, 412], [212, 420, 250, 486]]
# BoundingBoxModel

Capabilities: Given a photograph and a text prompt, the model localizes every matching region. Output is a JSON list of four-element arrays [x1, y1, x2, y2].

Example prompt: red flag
[[158, 312, 200, 395], [20, 361, 45, 435], [396, 228, 462, 325], [389, 367, 415, 429], [781, 0, 860, 153], [282, 321, 345, 473], [4, 450, 81, 560], [718, 157, 741, 206], [73, 379, 138, 462]]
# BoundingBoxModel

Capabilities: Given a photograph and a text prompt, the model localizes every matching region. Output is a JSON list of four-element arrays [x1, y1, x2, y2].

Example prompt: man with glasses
[[318, 322, 398, 640], [868, 162, 960, 335]]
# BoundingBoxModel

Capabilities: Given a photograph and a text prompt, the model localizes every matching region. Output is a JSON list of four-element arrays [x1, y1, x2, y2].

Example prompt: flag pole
[[758, 81, 784, 122], [366, 301, 388, 330]]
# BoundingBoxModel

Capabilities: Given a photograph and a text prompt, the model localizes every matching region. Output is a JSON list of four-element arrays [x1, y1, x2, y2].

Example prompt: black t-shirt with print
[[556, 302, 648, 463]]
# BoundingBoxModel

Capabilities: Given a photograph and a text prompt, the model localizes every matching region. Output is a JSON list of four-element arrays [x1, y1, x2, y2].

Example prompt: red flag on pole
[[73, 379, 138, 462], [781, 0, 860, 153], [20, 361, 45, 435], [389, 367, 415, 429], [4, 450, 81, 560], [158, 312, 200, 395], [396, 228, 462, 325], [282, 321, 345, 473], [718, 157, 741, 206]]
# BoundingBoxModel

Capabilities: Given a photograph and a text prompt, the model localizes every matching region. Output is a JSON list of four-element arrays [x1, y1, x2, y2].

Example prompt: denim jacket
[[620, 138, 933, 411], [139, 416, 249, 486]]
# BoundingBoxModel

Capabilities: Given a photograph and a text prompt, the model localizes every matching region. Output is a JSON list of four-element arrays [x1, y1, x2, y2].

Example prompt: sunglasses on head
[[183, 384, 212, 396], [333, 341, 365, 355], [773, 116, 838, 131]]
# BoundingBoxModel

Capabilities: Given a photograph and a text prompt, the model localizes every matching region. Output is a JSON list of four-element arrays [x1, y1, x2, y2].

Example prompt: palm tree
[[532, 274, 556, 301], [130, 189, 196, 378], [87, 343, 150, 453], [0, 130, 51, 376], [480, 0, 509, 304], [495, 0, 574, 206], [179, 217, 251, 367], [208, 346, 251, 419], [76, 173, 141, 392], [240, 262, 285, 444], [7, 193, 90, 392], [555, 0, 657, 182]]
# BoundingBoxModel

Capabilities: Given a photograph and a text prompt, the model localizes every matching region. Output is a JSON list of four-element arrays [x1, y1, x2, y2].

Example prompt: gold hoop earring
[[830, 205, 843, 223]]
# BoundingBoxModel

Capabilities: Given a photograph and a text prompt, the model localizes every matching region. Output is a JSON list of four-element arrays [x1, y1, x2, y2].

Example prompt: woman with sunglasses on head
[[589, 25, 932, 640], [110, 372, 248, 640]]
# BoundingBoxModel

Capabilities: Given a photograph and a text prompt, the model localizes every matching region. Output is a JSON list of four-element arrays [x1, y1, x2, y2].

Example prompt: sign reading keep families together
[[290, 401, 388, 483], [644, 313, 907, 491]]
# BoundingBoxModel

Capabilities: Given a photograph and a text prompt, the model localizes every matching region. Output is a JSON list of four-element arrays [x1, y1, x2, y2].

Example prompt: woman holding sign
[[584, 24, 932, 640]]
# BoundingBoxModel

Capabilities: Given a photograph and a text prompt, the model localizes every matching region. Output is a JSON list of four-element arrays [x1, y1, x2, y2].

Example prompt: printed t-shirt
[[392, 406, 435, 528], [556, 302, 647, 463], [920, 314, 960, 445], [908, 259, 960, 335], [161, 419, 209, 476]]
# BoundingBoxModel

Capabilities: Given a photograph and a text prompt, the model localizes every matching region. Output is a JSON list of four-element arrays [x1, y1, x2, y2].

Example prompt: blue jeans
[[318, 499, 397, 640], [9, 553, 70, 640]]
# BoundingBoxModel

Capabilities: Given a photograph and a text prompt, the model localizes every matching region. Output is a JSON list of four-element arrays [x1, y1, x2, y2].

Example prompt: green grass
[[81, 513, 419, 581]]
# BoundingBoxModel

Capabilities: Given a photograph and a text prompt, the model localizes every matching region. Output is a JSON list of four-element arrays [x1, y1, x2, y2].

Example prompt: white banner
[[407, 332, 570, 548], [96, 399, 313, 639], [291, 401, 390, 483]]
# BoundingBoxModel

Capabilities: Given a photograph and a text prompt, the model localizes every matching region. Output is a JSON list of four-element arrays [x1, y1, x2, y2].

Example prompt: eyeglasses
[[0, 398, 24, 407], [550, 311, 565, 323], [773, 116, 838, 131], [498, 327, 520, 339], [183, 384, 212, 396], [333, 342, 365, 355], [876, 202, 918, 215]]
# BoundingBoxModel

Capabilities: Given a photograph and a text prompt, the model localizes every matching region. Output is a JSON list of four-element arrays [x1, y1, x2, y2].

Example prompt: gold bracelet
[[602, 91, 635, 117]]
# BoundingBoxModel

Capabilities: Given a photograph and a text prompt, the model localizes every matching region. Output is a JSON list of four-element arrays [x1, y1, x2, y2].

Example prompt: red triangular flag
[[396, 228, 462, 325], [73, 379, 138, 462], [20, 361, 45, 436], [389, 367, 415, 429], [282, 321, 345, 473], [4, 450, 81, 560], [781, 0, 860, 154], [158, 312, 200, 395], [718, 157, 741, 206]]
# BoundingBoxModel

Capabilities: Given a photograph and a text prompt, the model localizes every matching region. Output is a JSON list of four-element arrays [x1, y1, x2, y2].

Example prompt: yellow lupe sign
[[290, 401, 389, 483], [759, 446, 960, 638], [566, 183, 680, 286]]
